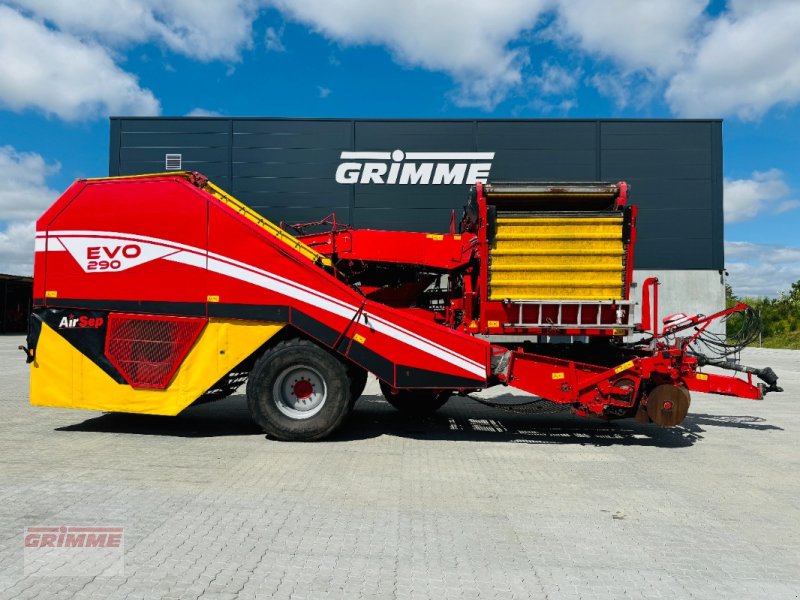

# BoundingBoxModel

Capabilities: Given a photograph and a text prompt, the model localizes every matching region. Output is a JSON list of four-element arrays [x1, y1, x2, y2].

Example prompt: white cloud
[[772, 200, 800, 215], [271, 0, 552, 109], [726, 241, 800, 264], [3, 0, 799, 124], [515, 97, 575, 116], [522, 61, 580, 115], [547, 1, 800, 120], [317, 86, 331, 99], [588, 72, 631, 109], [0, 220, 36, 276], [531, 61, 579, 96], [724, 169, 797, 224], [186, 108, 224, 117], [666, 2, 800, 119], [726, 241, 800, 298], [775, 200, 800, 215], [551, 0, 705, 78], [0, 146, 61, 221], [0, 5, 160, 120], [265, 25, 287, 52], [263, 1, 799, 119], [9, 0, 260, 62], [0, 146, 61, 276]]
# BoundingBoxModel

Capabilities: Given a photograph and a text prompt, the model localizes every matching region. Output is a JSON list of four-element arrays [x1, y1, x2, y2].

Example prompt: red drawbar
[[105, 313, 207, 389]]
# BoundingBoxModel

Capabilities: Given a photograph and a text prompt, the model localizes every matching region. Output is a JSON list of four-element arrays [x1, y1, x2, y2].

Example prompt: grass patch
[[757, 330, 800, 350]]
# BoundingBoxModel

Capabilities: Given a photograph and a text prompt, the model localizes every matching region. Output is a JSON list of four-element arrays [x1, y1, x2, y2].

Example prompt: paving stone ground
[[0, 334, 798, 599]]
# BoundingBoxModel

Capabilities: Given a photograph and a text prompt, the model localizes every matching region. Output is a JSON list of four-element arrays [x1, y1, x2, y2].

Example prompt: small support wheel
[[246, 339, 352, 441], [646, 384, 691, 427], [379, 381, 451, 417]]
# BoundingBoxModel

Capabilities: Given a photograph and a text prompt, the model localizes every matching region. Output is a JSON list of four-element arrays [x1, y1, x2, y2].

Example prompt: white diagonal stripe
[[42, 230, 486, 379]]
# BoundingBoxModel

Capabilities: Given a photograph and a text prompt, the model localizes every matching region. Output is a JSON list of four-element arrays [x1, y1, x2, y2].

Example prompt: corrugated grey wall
[[110, 118, 723, 270]]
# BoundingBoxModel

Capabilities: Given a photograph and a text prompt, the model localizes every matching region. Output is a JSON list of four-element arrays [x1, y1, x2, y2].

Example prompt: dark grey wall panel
[[113, 117, 232, 190], [351, 121, 476, 224], [354, 121, 474, 150], [354, 208, 456, 232], [355, 187, 467, 210], [232, 147, 340, 162], [600, 121, 711, 148], [233, 119, 349, 136], [231, 177, 342, 195], [111, 118, 723, 270], [639, 238, 715, 268], [120, 147, 227, 162], [710, 121, 724, 269], [247, 206, 350, 227], [602, 149, 711, 179], [228, 119, 351, 217], [477, 121, 596, 149], [234, 162, 342, 178], [625, 179, 712, 210], [599, 121, 721, 270], [636, 208, 713, 238], [486, 149, 597, 180], [232, 132, 347, 148], [120, 132, 229, 147], [118, 119, 230, 133], [477, 121, 597, 181], [119, 161, 229, 178], [243, 194, 349, 209]]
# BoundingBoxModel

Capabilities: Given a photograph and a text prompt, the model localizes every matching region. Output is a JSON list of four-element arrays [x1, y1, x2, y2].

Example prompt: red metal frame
[[105, 313, 206, 389], [684, 371, 763, 400], [477, 181, 491, 333], [297, 229, 476, 271], [294, 181, 638, 338], [504, 344, 707, 417], [640, 277, 660, 335], [32, 172, 777, 422], [472, 180, 635, 337], [662, 301, 750, 341], [622, 203, 637, 302], [615, 181, 628, 208]]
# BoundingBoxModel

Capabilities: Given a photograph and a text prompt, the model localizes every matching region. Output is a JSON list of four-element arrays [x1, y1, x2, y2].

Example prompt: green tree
[[727, 279, 800, 348]]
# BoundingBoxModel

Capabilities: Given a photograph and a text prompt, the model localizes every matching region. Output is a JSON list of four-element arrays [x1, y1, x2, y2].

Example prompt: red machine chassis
[[28, 172, 779, 430]]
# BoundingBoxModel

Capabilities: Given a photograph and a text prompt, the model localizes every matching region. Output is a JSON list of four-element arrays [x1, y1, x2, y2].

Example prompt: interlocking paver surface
[[0, 335, 798, 599]]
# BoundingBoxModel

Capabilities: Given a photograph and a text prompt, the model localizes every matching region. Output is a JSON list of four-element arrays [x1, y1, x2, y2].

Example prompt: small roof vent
[[165, 153, 182, 170]]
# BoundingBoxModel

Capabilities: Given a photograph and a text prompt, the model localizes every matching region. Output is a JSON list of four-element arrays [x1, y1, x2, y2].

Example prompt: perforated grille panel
[[105, 314, 206, 389]]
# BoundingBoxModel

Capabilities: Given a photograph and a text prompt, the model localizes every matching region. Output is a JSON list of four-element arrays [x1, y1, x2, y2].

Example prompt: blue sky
[[0, 0, 798, 296]]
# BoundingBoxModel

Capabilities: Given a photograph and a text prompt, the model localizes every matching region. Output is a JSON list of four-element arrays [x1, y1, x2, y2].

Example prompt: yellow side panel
[[490, 216, 625, 301], [30, 319, 284, 416]]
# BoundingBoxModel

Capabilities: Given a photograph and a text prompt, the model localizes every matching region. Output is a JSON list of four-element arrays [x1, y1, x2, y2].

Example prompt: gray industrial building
[[109, 117, 725, 324], [0, 274, 32, 334]]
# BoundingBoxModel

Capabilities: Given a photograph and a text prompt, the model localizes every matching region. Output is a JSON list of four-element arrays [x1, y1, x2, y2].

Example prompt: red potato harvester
[[24, 172, 782, 440]]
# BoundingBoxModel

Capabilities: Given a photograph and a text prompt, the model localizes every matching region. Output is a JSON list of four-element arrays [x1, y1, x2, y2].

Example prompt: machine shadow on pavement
[[681, 412, 784, 432], [55, 395, 262, 438], [55, 393, 780, 447], [337, 396, 701, 447]]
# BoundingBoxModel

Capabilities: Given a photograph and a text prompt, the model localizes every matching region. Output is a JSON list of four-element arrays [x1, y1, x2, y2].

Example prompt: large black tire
[[347, 364, 369, 406], [246, 339, 352, 441], [379, 381, 451, 417]]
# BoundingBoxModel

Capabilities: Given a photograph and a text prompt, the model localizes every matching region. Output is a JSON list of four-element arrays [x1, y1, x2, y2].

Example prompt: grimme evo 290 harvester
[[25, 172, 781, 440]]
